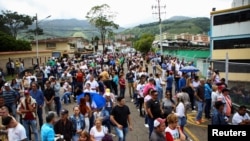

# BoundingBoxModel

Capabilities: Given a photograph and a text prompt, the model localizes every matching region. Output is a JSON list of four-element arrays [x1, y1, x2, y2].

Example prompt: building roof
[[210, 5, 250, 15], [31, 37, 85, 44]]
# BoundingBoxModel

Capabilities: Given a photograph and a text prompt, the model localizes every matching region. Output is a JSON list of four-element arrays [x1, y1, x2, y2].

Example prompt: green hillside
[[121, 17, 210, 37]]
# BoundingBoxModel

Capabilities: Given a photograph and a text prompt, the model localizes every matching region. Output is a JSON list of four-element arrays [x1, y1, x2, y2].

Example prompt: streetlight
[[35, 13, 51, 66]]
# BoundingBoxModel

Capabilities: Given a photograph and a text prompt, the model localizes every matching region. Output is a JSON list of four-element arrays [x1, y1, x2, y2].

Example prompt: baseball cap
[[105, 88, 111, 96], [154, 118, 166, 127], [4, 83, 10, 87], [60, 109, 69, 115], [222, 88, 230, 93]]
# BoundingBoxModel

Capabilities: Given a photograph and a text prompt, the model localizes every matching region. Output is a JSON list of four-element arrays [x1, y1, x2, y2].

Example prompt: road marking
[[185, 127, 200, 141], [186, 113, 208, 128]]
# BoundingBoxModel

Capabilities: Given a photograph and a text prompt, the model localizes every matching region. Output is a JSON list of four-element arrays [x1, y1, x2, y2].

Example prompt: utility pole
[[35, 13, 39, 66], [152, 0, 166, 55]]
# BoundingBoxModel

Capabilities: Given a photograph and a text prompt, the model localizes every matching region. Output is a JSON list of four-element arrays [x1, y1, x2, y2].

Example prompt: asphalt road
[[40, 62, 209, 141]]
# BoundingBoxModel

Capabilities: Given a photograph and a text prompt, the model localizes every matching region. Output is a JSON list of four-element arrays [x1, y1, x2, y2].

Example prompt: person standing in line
[[195, 78, 205, 125], [43, 81, 55, 114], [110, 96, 133, 141], [126, 69, 135, 100], [41, 111, 57, 141], [29, 82, 44, 129], [70, 106, 85, 141], [150, 118, 166, 141], [204, 79, 212, 119], [2, 116, 27, 141], [18, 90, 39, 141], [119, 74, 126, 98], [166, 71, 174, 99], [50, 76, 61, 117], [147, 90, 163, 138], [54, 109, 74, 141]]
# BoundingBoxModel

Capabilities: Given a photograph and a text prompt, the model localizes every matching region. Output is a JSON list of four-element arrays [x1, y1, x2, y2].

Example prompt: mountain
[[168, 16, 192, 21], [18, 19, 125, 40], [120, 17, 210, 37]]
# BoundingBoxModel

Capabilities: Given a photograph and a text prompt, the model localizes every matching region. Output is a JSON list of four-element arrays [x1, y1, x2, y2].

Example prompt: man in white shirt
[[2, 116, 27, 141], [232, 105, 250, 125], [85, 74, 99, 93]]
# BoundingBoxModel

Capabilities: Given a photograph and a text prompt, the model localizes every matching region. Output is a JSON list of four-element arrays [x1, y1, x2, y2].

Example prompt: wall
[[0, 50, 52, 73], [212, 48, 250, 60], [212, 21, 250, 37], [31, 42, 73, 53]]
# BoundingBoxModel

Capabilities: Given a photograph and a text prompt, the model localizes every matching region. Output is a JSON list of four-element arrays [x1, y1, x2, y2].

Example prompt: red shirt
[[119, 78, 126, 89], [23, 99, 35, 120], [76, 72, 83, 82]]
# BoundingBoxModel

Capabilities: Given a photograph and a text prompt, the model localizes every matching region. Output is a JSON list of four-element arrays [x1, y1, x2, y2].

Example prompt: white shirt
[[86, 80, 99, 93], [137, 83, 145, 97], [211, 91, 219, 105], [232, 112, 250, 125], [175, 102, 185, 117], [165, 127, 180, 140], [8, 123, 27, 141], [90, 126, 108, 141]]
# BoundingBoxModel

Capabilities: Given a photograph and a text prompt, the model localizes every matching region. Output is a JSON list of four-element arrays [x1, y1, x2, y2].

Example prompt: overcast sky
[[0, 0, 232, 27]]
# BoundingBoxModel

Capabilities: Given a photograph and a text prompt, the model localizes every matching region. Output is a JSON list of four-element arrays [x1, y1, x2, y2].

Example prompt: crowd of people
[[0, 51, 249, 141]]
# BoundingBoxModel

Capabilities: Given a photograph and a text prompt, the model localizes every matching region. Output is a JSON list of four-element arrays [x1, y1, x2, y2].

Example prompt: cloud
[[0, 0, 232, 27]]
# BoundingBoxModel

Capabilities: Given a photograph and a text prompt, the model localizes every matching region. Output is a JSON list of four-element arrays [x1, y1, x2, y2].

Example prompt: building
[[210, 5, 250, 82], [232, 0, 250, 7], [31, 37, 89, 58]]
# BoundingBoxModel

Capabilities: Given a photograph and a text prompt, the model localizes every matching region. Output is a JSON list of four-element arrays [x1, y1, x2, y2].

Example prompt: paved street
[[53, 63, 209, 141]]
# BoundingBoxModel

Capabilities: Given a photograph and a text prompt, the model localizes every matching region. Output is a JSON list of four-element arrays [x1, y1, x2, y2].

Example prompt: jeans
[[37, 106, 43, 129], [103, 119, 111, 133], [61, 92, 71, 104], [114, 127, 128, 141], [138, 97, 144, 116], [54, 97, 61, 116], [148, 117, 154, 138], [157, 87, 163, 101], [153, 66, 156, 74], [178, 117, 187, 129], [22, 119, 39, 141], [72, 134, 80, 141], [196, 101, 204, 121], [205, 99, 211, 118], [145, 114, 148, 124], [120, 88, 125, 98], [6, 103, 16, 118]]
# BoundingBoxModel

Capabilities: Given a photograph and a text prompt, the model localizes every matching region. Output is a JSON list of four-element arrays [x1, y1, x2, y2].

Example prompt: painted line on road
[[184, 127, 199, 141], [187, 118, 207, 128]]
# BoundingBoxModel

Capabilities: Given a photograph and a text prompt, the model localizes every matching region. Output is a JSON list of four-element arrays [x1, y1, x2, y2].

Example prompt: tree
[[86, 4, 119, 52], [0, 10, 34, 39], [134, 34, 154, 53], [0, 31, 31, 52]]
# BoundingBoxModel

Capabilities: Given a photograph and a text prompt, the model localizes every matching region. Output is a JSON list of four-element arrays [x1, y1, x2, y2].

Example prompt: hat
[[218, 85, 224, 91], [24, 90, 29, 95], [154, 118, 166, 127], [60, 109, 69, 115], [105, 88, 111, 96], [4, 83, 10, 87], [222, 88, 230, 93], [49, 76, 55, 80]]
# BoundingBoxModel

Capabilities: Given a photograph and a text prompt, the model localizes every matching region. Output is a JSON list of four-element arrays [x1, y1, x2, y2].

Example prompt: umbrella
[[77, 92, 106, 109], [179, 66, 199, 73]]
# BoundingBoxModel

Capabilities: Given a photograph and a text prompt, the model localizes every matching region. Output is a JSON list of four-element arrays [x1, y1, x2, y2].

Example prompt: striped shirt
[[2, 89, 17, 104]]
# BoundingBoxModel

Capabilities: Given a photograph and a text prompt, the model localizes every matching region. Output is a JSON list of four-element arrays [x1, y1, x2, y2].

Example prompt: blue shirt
[[113, 75, 119, 85], [41, 123, 55, 141], [30, 89, 44, 106], [204, 83, 212, 99], [166, 76, 173, 88], [161, 63, 167, 70], [179, 77, 186, 90]]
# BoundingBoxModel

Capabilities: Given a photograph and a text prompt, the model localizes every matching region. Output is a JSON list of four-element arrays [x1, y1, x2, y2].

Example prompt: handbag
[[102, 126, 113, 141]]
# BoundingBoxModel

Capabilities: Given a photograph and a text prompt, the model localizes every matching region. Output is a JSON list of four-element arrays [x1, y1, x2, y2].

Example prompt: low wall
[[0, 50, 52, 73]]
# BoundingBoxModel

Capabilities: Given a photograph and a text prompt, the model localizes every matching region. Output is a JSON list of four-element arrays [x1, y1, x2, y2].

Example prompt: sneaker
[[192, 110, 197, 113], [137, 109, 140, 112], [195, 120, 201, 125], [110, 133, 116, 137], [131, 99, 134, 102], [144, 124, 149, 128]]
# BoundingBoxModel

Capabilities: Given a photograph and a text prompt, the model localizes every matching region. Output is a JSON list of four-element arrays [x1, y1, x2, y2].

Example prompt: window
[[212, 60, 250, 73], [46, 43, 56, 48], [213, 37, 250, 49], [213, 9, 250, 25]]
